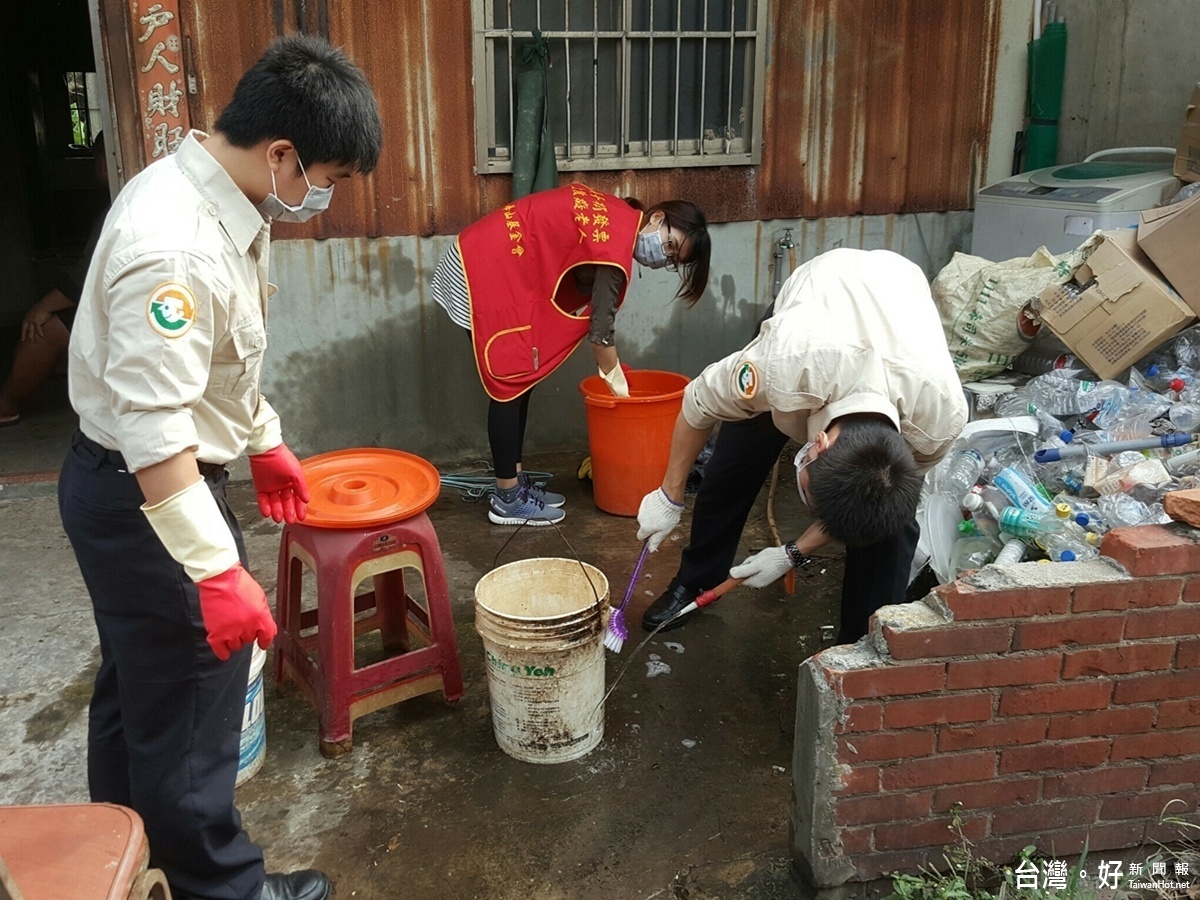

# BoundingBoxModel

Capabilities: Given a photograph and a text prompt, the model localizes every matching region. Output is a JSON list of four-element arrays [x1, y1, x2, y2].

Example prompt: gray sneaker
[[519, 471, 565, 508], [488, 488, 567, 526]]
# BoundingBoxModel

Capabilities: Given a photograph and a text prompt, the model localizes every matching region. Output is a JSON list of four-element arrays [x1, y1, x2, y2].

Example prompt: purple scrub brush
[[603, 540, 649, 653]]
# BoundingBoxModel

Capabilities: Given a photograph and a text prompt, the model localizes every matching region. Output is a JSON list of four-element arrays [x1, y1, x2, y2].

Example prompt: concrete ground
[[0, 405, 852, 899]]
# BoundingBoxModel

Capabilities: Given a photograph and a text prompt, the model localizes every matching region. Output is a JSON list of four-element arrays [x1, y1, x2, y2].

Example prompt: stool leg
[[416, 540, 464, 704], [316, 564, 355, 758], [273, 532, 299, 690], [373, 569, 411, 654]]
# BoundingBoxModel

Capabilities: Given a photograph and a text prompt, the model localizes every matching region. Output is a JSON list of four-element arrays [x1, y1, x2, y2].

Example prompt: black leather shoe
[[261, 869, 332, 900], [641, 581, 699, 632]]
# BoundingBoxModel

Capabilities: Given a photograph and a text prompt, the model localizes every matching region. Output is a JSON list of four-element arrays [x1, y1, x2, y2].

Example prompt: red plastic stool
[[0, 803, 172, 899], [274, 512, 464, 757]]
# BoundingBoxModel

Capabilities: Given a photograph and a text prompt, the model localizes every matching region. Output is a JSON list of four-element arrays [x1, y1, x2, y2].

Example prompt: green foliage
[[885, 806, 1128, 900], [1136, 801, 1200, 900]]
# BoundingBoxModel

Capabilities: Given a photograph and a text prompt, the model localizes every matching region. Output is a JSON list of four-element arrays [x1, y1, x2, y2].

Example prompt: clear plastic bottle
[[1167, 447, 1200, 475], [1087, 381, 1135, 430], [998, 504, 1071, 540], [1038, 530, 1100, 562], [1023, 373, 1098, 417], [1169, 403, 1200, 432], [1169, 327, 1200, 370], [950, 534, 1001, 576], [1060, 471, 1084, 495], [963, 485, 1010, 520], [994, 391, 1069, 438], [959, 510, 1000, 541], [1145, 364, 1198, 397], [994, 537, 1027, 564], [1052, 494, 1108, 535], [992, 466, 1054, 512], [1097, 493, 1153, 529], [938, 449, 985, 502], [1011, 332, 1086, 377], [1111, 409, 1167, 440]]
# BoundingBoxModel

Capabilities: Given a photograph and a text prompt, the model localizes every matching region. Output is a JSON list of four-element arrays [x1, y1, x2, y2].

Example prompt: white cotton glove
[[636, 488, 684, 552], [600, 362, 630, 398], [729, 546, 793, 589], [142, 478, 240, 582]]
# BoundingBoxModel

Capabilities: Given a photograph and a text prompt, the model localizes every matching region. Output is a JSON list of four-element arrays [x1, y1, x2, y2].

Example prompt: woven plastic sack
[[933, 245, 1087, 383]]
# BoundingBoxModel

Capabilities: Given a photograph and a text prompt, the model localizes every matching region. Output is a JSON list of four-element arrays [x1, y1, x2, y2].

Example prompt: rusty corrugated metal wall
[[112, 0, 999, 237]]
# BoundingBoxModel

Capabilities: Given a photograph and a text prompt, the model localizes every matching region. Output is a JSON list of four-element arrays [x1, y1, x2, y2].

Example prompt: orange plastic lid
[[301, 448, 440, 528]]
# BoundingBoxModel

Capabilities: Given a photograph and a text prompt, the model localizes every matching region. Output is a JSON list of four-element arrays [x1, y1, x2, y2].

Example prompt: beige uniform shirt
[[683, 248, 967, 471], [69, 131, 282, 473]]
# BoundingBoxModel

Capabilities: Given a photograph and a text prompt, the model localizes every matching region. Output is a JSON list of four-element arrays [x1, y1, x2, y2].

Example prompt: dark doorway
[[0, 0, 111, 475]]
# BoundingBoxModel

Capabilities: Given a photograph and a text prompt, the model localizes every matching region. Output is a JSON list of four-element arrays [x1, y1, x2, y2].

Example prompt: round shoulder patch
[[734, 361, 759, 399], [147, 282, 197, 338]]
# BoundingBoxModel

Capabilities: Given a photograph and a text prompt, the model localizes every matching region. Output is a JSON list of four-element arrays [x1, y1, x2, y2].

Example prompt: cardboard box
[[1139, 188, 1200, 314], [1174, 82, 1200, 183], [1037, 230, 1195, 380]]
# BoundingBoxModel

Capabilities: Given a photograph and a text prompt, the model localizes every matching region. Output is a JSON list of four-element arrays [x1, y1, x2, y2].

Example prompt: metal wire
[[438, 462, 558, 503], [489, 514, 605, 616]]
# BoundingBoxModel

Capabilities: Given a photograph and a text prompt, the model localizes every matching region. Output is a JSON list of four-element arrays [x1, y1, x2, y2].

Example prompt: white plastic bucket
[[237, 645, 267, 786], [474, 558, 609, 764]]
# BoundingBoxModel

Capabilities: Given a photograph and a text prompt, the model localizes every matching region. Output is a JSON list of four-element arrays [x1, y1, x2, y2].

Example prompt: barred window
[[472, 0, 767, 172], [66, 72, 104, 149]]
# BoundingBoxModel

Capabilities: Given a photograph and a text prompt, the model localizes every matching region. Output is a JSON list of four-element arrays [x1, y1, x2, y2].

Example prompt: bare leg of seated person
[[0, 315, 71, 425]]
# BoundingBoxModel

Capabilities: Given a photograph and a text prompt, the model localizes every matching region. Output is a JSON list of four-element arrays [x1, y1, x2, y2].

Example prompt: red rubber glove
[[197, 563, 277, 661], [249, 443, 310, 524]]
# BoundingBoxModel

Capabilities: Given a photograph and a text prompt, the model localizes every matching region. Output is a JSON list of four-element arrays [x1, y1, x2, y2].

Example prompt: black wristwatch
[[784, 541, 811, 570]]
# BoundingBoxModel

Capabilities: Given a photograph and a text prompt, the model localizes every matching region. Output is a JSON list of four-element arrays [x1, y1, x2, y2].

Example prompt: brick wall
[[791, 524, 1200, 888]]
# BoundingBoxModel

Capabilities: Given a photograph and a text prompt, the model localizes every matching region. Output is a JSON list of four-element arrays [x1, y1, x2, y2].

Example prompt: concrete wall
[[1056, 0, 1200, 163], [261, 212, 971, 467], [985, 0, 1039, 187], [791, 524, 1200, 888]]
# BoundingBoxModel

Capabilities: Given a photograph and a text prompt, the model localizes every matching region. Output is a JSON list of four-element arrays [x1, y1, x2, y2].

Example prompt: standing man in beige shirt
[[636, 248, 967, 643], [59, 35, 381, 900]]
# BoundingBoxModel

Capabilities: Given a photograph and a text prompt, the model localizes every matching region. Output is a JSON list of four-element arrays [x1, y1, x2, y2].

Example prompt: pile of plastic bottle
[[926, 324, 1200, 581]]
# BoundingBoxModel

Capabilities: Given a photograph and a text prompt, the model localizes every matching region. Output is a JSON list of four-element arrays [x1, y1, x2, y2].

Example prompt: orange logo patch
[[734, 361, 759, 399], [147, 282, 197, 338]]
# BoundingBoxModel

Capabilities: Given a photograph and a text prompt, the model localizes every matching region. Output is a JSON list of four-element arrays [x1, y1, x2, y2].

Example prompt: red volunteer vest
[[459, 184, 643, 401]]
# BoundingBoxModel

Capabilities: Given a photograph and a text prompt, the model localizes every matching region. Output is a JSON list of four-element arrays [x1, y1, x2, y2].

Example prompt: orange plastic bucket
[[578, 370, 689, 516]]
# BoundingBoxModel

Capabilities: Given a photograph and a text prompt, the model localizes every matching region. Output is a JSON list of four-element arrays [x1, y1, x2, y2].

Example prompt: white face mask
[[633, 229, 669, 269], [793, 441, 816, 507], [257, 153, 333, 223]]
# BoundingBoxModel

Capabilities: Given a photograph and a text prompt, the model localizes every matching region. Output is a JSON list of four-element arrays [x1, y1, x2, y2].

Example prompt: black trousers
[[58, 431, 264, 900], [674, 320, 920, 644], [676, 412, 920, 643]]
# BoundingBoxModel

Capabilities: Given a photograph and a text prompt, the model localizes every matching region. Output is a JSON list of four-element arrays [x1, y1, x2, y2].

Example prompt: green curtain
[[1023, 22, 1067, 171], [512, 30, 558, 199]]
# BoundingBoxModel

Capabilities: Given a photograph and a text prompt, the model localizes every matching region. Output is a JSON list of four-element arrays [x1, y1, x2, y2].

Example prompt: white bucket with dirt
[[236, 644, 267, 786], [474, 558, 609, 764]]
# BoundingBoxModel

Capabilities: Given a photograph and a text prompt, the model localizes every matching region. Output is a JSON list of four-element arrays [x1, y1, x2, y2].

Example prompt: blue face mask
[[633, 229, 669, 269], [257, 153, 333, 223]]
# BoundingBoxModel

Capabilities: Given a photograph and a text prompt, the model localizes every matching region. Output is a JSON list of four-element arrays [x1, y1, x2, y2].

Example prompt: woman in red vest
[[432, 183, 711, 525]]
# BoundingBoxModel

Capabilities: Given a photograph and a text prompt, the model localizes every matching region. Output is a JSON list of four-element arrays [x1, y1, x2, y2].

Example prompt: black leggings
[[488, 391, 531, 480], [466, 329, 532, 481]]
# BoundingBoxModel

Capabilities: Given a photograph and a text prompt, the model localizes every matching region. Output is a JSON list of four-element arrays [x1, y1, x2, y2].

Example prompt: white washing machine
[[971, 147, 1180, 261]]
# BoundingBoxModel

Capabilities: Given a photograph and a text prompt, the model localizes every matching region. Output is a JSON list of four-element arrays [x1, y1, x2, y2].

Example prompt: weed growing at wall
[[887, 807, 1129, 900], [1139, 803, 1200, 900]]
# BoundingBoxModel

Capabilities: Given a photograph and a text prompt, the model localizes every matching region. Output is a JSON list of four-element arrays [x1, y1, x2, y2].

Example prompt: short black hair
[[807, 416, 922, 547], [215, 33, 382, 174]]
